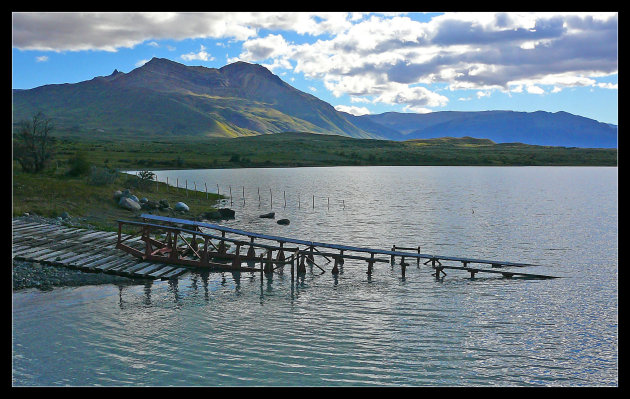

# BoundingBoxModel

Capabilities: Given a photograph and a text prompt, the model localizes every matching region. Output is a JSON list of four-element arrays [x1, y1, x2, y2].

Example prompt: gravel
[[12, 259, 137, 292]]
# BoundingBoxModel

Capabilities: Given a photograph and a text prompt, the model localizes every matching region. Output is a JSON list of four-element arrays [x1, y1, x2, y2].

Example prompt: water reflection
[[13, 167, 618, 386]]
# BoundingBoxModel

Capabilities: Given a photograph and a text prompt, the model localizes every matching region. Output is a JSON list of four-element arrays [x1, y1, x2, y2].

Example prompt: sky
[[12, 12, 618, 124]]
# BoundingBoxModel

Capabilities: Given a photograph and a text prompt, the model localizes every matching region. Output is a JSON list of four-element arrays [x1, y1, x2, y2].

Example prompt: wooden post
[[232, 243, 242, 269], [401, 262, 406, 278], [155, 174, 158, 192], [185, 180, 188, 197], [166, 177, 169, 192], [313, 195, 315, 208], [229, 185, 232, 206], [202, 237, 210, 266], [270, 188, 273, 209], [331, 256, 340, 275], [258, 187, 261, 204], [417, 246, 421, 266], [298, 252, 306, 274], [217, 184, 220, 196], [367, 253, 374, 275], [264, 250, 273, 274], [247, 237, 256, 259], [170, 231, 179, 260], [284, 191, 286, 208], [391, 245, 396, 264], [342, 199, 345, 209], [298, 193, 300, 209], [243, 186, 245, 205], [218, 231, 226, 255], [205, 182, 208, 199], [194, 181, 197, 198]]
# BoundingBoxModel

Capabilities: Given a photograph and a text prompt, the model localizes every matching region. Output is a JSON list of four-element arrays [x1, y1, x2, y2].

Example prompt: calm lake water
[[12, 166, 618, 386]]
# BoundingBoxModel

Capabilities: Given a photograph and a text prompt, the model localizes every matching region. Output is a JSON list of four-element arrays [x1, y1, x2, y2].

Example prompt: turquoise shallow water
[[13, 166, 618, 386]]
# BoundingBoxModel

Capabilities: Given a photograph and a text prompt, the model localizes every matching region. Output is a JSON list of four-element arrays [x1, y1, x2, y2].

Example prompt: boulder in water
[[277, 219, 290, 225], [259, 212, 275, 219]]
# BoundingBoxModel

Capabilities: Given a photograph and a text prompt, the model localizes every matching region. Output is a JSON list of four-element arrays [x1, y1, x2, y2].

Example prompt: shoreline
[[12, 215, 138, 292]]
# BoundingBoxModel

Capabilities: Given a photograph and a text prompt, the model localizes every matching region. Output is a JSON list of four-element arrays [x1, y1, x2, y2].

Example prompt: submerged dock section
[[113, 214, 557, 280]]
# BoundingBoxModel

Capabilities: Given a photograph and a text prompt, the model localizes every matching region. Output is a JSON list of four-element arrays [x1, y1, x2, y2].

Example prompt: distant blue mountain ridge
[[12, 58, 617, 148]]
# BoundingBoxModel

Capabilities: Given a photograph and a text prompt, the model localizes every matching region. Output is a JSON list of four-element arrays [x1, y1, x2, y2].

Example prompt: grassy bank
[[12, 131, 617, 232], [12, 166, 223, 233], [49, 132, 618, 170]]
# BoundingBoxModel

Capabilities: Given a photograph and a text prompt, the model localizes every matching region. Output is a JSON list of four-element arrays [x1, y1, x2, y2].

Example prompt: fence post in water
[[194, 181, 197, 198], [205, 182, 208, 199], [367, 253, 375, 275], [291, 250, 295, 281], [229, 186, 232, 206], [391, 245, 396, 264], [155, 174, 158, 192], [166, 177, 169, 192], [328, 197, 330, 209], [417, 246, 421, 267], [270, 188, 273, 209], [185, 180, 188, 198], [284, 191, 286, 208], [298, 251, 306, 274], [217, 184, 219, 196], [342, 199, 345, 209], [243, 186, 245, 205], [313, 195, 315, 209]]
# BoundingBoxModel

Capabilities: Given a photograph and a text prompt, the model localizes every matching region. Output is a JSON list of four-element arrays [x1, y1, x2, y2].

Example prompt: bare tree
[[13, 112, 55, 173]]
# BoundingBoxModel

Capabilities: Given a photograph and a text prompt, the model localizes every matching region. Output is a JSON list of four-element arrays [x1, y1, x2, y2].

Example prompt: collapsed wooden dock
[[12, 215, 557, 284], [113, 214, 557, 280], [12, 219, 190, 281]]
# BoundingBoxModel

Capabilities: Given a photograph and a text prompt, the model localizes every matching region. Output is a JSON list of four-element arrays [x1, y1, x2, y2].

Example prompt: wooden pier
[[12, 219, 190, 281], [111, 214, 557, 280], [12, 215, 557, 283]]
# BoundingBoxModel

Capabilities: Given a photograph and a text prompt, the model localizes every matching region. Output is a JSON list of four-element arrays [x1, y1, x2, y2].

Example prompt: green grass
[[13, 166, 223, 233], [45, 131, 618, 170], [12, 131, 617, 232]]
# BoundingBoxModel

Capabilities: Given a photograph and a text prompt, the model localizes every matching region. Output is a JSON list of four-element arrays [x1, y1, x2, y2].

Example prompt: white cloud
[[181, 45, 214, 62], [11, 12, 618, 113], [596, 82, 618, 89], [308, 86, 317, 92], [135, 58, 150, 67], [526, 85, 545, 94], [334, 104, 371, 115], [35, 55, 48, 62], [147, 41, 159, 47], [476, 90, 490, 98]]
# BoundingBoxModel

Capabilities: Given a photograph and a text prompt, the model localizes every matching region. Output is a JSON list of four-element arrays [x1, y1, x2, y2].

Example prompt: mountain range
[[12, 57, 618, 148]]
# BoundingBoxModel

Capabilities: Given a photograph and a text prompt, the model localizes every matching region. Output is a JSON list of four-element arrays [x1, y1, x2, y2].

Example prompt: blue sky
[[12, 12, 618, 124]]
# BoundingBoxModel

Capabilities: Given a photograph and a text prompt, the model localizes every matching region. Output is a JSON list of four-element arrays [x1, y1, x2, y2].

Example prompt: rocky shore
[[12, 259, 136, 291]]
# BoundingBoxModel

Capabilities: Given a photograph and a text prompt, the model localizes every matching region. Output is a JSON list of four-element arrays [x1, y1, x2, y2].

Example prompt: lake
[[12, 166, 618, 386]]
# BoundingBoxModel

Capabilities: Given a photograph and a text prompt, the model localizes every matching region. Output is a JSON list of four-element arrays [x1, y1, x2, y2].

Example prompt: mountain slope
[[12, 58, 381, 139], [360, 111, 617, 148], [12, 58, 617, 147]]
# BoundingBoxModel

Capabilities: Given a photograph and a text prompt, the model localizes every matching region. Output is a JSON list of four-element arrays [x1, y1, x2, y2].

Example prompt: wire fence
[[148, 173, 346, 210]]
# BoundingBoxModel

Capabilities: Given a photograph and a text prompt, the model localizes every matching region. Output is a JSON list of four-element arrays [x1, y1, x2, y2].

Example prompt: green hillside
[[44, 132, 617, 170], [12, 58, 381, 139]]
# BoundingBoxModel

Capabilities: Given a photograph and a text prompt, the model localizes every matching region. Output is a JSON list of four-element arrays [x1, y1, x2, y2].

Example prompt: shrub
[[87, 166, 118, 186], [67, 151, 91, 176]]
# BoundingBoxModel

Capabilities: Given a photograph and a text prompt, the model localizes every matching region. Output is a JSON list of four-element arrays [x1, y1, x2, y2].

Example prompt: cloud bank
[[13, 12, 617, 112]]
